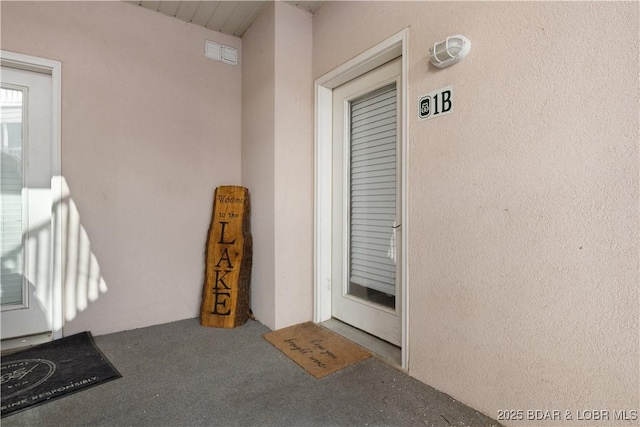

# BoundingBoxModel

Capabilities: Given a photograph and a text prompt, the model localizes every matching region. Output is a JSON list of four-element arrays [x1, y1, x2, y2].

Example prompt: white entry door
[[1, 65, 55, 342], [331, 58, 402, 346]]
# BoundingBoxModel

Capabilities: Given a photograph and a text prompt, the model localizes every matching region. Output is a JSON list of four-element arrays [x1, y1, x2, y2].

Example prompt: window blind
[[349, 83, 397, 296], [1, 88, 25, 306]]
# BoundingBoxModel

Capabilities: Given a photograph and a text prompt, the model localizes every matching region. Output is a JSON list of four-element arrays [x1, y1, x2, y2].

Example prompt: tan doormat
[[263, 322, 371, 379]]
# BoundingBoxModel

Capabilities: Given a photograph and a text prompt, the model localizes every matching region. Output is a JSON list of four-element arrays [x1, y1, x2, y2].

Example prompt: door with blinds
[[1, 65, 55, 341], [331, 58, 402, 346]]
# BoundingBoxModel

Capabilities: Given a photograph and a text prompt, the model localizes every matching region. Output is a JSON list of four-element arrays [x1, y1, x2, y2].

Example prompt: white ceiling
[[125, 1, 322, 37]]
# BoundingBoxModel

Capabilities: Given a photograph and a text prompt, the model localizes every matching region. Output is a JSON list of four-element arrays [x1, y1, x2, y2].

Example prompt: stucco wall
[[2, 1, 242, 335], [313, 1, 639, 424], [242, 2, 313, 330], [241, 2, 277, 328], [273, 2, 314, 329]]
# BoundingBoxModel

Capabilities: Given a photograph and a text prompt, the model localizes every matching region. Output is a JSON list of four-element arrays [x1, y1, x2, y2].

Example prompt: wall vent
[[205, 41, 238, 66]]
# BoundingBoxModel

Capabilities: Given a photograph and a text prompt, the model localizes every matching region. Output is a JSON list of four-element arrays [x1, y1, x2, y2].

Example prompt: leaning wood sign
[[200, 186, 252, 328]]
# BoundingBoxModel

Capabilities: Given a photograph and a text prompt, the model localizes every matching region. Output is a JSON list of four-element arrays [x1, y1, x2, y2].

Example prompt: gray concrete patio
[[2, 318, 502, 427]]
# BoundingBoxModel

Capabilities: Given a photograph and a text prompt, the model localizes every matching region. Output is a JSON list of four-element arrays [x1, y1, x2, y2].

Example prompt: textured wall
[[241, 2, 277, 328], [273, 2, 314, 329], [242, 2, 314, 330], [2, 1, 242, 335], [313, 2, 639, 424]]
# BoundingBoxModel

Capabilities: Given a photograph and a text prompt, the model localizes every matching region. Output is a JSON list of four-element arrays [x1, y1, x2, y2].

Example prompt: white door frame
[[314, 29, 409, 369], [1, 50, 63, 340]]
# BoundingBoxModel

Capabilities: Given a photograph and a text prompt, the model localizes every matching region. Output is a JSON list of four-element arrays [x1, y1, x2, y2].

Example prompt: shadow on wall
[[1, 175, 108, 335], [56, 176, 108, 323]]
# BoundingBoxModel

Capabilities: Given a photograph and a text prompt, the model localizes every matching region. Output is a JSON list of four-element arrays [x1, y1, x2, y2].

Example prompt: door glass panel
[[1, 87, 25, 307], [348, 83, 397, 309]]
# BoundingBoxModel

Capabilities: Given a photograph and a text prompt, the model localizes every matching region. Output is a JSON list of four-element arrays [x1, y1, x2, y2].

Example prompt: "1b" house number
[[419, 85, 453, 121]]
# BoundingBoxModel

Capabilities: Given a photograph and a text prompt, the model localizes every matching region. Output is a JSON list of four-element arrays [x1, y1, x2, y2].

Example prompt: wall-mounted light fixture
[[429, 35, 471, 68]]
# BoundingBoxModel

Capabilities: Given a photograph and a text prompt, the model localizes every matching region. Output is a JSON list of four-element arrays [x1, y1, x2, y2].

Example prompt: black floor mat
[[1, 332, 121, 418]]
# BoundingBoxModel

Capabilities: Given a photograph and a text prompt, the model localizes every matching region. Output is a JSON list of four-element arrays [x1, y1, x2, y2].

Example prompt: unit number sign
[[419, 85, 453, 121]]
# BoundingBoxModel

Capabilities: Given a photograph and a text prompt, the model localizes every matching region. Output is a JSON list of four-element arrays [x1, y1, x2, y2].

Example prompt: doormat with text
[[263, 322, 371, 379], [1, 332, 121, 418]]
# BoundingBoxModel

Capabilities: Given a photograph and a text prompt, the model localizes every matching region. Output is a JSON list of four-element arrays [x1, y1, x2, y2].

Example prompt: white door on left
[[1, 65, 54, 342]]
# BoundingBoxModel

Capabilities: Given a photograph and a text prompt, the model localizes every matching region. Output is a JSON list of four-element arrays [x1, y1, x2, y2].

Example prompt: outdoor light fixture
[[429, 35, 471, 68]]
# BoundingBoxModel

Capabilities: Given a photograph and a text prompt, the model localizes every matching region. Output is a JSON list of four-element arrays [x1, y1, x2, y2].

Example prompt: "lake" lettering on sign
[[200, 186, 252, 328]]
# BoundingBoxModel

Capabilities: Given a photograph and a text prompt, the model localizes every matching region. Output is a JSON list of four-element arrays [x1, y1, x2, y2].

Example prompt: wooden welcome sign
[[200, 186, 252, 328]]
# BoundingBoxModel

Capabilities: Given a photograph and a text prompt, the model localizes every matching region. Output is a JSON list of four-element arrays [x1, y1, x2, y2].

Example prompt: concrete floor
[[3, 318, 502, 427]]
